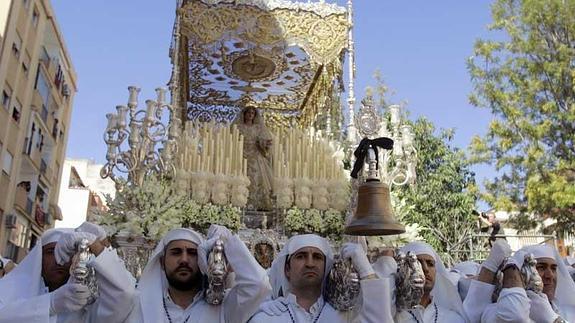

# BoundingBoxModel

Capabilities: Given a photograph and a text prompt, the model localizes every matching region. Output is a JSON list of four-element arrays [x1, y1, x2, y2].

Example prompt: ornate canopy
[[172, 0, 350, 128]]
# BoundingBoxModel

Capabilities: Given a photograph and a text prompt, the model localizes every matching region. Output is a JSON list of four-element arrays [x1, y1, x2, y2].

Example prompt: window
[[32, 8, 39, 28], [35, 69, 50, 106], [22, 62, 29, 76], [12, 34, 22, 58], [22, 52, 30, 77], [1, 88, 10, 109], [2, 150, 13, 175], [12, 100, 21, 123]]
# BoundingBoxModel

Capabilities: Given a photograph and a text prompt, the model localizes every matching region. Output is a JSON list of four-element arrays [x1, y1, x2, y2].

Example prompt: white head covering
[[564, 256, 575, 267], [269, 234, 333, 299], [0, 228, 73, 304], [452, 261, 480, 277], [137, 228, 205, 323], [399, 241, 469, 322], [520, 244, 575, 309]]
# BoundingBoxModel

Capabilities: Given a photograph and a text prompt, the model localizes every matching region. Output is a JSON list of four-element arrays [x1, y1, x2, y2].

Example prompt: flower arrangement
[[312, 180, 329, 210], [230, 176, 250, 207], [294, 178, 312, 209], [273, 177, 294, 209], [283, 207, 346, 240], [211, 174, 229, 205], [190, 172, 212, 204], [93, 176, 242, 240], [328, 178, 350, 211]]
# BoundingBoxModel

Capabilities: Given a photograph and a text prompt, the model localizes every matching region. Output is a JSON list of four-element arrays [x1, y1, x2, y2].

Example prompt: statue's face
[[244, 108, 256, 123], [41, 242, 71, 291], [536, 257, 557, 301], [162, 239, 202, 291], [255, 243, 273, 268]]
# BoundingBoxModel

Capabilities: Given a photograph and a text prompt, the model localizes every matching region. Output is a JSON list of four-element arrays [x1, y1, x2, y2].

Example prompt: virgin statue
[[235, 105, 274, 210]]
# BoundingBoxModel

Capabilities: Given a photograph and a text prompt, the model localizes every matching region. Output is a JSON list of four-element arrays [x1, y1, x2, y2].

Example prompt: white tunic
[[462, 279, 495, 323], [126, 234, 271, 323], [395, 301, 467, 323], [0, 248, 136, 323], [249, 277, 393, 323]]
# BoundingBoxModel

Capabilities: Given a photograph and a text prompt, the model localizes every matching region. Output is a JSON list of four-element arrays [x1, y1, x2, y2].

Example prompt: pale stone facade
[[0, 0, 76, 262]]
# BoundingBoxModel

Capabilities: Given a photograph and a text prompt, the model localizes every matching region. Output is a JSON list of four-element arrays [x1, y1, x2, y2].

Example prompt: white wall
[[0, 0, 12, 39], [56, 159, 115, 228]]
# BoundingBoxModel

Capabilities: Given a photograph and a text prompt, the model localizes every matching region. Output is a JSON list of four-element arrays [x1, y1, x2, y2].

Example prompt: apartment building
[[0, 0, 76, 261]]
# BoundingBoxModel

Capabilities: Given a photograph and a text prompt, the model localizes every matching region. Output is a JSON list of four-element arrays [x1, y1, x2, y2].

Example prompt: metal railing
[[450, 233, 557, 262]]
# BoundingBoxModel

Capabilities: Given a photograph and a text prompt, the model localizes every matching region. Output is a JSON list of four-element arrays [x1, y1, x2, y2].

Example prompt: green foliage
[[395, 118, 479, 264], [364, 73, 478, 263], [468, 0, 575, 234], [284, 207, 346, 241]]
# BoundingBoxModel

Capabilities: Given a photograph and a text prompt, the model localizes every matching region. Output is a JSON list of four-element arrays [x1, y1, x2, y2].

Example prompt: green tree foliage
[[468, 0, 575, 233], [365, 73, 479, 263], [396, 119, 479, 264]]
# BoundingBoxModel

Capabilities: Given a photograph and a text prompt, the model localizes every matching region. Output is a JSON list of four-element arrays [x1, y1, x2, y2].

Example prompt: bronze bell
[[345, 179, 406, 236]]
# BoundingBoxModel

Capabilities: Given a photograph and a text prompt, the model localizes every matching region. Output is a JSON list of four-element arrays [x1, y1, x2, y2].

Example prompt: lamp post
[[100, 86, 180, 189]]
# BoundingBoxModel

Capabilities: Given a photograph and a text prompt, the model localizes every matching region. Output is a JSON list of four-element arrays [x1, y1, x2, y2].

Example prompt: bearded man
[[126, 225, 270, 323]]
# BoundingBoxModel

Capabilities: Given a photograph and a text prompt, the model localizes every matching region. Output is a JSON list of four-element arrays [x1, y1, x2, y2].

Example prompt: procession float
[[94, 0, 418, 278]]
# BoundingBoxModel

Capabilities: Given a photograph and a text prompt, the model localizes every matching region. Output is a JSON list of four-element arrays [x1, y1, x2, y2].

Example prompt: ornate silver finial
[[395, 251, 425, 310], [70, 238, 99, 305], [354, 94, 381, 138], [522, 253, 544, 293], [325, 254, 361, 311], [204, 239, 228, 305]]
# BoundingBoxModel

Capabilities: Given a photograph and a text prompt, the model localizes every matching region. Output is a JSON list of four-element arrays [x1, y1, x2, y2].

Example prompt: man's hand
[[527, 290, 560, 322], [55, 231, 97, 265], [49, 283, 91, 315], [482, 239, 511, 272], [341, 242, 375, 279]]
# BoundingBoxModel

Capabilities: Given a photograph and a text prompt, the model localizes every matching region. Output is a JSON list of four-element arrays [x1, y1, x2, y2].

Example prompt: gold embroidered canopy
[[172, 0, 349, 128]]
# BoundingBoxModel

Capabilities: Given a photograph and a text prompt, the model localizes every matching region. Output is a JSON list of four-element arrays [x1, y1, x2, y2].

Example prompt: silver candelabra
[[100, 86, 180, 188]]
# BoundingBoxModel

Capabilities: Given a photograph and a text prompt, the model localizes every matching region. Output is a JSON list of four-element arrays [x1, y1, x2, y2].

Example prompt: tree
[[468, 0, 575, 234], [396, 119, 479, 265], [365, 73, 479, 264]]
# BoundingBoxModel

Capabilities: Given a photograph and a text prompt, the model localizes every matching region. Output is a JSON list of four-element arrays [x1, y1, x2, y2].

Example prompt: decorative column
[[346, 0, 357, 143]]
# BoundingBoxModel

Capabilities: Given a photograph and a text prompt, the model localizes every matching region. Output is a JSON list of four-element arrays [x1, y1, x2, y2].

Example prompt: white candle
[[389, 104, 400, 126]]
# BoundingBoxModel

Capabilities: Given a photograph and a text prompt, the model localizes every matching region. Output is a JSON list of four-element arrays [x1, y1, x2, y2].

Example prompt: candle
[[389, 104, 400, 126]]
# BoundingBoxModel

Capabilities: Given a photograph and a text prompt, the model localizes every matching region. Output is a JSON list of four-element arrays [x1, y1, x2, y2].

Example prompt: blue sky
[[52, 0, 496, 205]]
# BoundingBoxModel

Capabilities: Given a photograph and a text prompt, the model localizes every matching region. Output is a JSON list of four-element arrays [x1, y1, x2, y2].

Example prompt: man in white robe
[[374, 241, 469, 322], [0, 222, 136, 323], [450, 261, 481, 302], [480, 244, 575, 322], [249, 234, 392, 323], [126, 225, 271, 323]]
